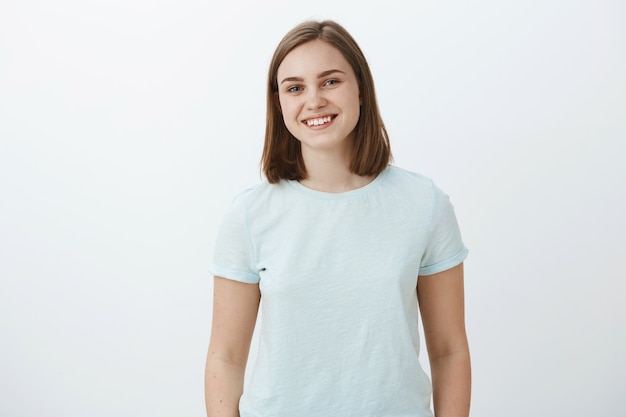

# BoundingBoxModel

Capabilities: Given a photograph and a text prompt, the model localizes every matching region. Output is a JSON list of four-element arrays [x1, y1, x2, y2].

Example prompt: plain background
[[1, 0, 625, 416]]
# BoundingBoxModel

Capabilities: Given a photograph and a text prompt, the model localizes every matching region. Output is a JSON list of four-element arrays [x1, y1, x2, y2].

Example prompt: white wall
[[1, 0, 624, 416]]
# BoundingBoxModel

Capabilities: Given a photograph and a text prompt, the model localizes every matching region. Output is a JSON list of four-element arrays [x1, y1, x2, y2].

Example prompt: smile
[[303, 115, 335, 127]]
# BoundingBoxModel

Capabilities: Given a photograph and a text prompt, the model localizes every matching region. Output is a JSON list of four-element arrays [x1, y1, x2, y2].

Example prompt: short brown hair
[[261, 20, 392, 183]]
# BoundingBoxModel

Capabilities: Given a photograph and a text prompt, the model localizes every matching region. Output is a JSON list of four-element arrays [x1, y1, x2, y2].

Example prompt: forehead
[[277, 40, 353, 79]]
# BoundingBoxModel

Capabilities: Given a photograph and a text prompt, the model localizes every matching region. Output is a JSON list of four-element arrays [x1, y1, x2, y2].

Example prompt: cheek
[[348, 92, 362, 117], [343, 87, 361, 112], [279, 100, 299, 122]]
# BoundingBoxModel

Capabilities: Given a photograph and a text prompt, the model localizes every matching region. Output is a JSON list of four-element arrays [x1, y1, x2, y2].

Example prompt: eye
[[324, 79, 340, 87], [287, 85, 302, 93]]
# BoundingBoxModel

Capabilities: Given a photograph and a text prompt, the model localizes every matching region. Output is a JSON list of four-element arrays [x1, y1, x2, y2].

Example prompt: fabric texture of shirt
[[209, 165, 468, 417]]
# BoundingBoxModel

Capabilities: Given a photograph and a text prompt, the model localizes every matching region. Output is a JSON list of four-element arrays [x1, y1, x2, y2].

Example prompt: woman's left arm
[[417, 262, 471, 417]]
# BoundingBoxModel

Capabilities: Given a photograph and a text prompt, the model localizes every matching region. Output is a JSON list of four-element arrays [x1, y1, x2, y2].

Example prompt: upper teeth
[[306, 116, 332, 126]]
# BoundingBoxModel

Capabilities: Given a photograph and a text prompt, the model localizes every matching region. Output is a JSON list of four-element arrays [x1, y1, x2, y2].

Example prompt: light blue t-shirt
[[209, 165, 468, 417]]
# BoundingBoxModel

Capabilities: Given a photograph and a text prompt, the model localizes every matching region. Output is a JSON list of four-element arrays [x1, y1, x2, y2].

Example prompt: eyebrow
[[280, 69, 346, 85]]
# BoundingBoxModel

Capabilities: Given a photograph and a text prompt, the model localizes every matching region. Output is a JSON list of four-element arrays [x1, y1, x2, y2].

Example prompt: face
[[276, 40, 361, 155]]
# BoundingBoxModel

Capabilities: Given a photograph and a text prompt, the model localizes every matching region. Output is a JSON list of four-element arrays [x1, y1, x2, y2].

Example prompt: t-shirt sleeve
[[208, 193, 260, 284], [418, 183, 469, 276]]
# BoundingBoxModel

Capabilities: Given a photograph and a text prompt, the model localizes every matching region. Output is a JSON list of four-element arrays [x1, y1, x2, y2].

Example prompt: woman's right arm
[[205, 276, 260, 417]]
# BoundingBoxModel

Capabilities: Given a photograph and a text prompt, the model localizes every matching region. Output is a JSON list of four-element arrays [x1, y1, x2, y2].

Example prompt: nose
[[306, 89, 326, 110]]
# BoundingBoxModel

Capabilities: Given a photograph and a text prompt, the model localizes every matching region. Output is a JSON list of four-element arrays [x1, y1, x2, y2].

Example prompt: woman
[[205, 19, 471, 417]]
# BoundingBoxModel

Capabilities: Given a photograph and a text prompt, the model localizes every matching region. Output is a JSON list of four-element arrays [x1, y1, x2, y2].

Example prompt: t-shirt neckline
[[286, 165, 390, 200]]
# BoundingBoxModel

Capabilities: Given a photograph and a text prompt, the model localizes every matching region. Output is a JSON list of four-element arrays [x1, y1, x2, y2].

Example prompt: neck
[[300, 147, 374, 193]]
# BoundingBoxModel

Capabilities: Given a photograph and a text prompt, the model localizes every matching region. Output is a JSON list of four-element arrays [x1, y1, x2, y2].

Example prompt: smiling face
[[276, 40, 361, 156]]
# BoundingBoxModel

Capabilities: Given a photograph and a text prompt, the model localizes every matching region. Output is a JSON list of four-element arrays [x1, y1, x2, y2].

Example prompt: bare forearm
[[430, 350, 471, 417], [204, 357, 245, 417]]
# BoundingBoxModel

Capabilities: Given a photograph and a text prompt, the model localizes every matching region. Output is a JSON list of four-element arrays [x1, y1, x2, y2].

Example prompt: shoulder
[[229, 179, 293, 213], [386, 165, 433, 185], [381, 165, 458, 214], [383, 165, 436, 196]]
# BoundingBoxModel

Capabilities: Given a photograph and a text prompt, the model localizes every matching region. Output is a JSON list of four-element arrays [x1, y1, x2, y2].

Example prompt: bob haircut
[[261, 20, 392, 183]]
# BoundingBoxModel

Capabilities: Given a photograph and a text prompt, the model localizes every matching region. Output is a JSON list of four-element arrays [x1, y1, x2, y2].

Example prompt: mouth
[[302, 114, 337, 127]]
